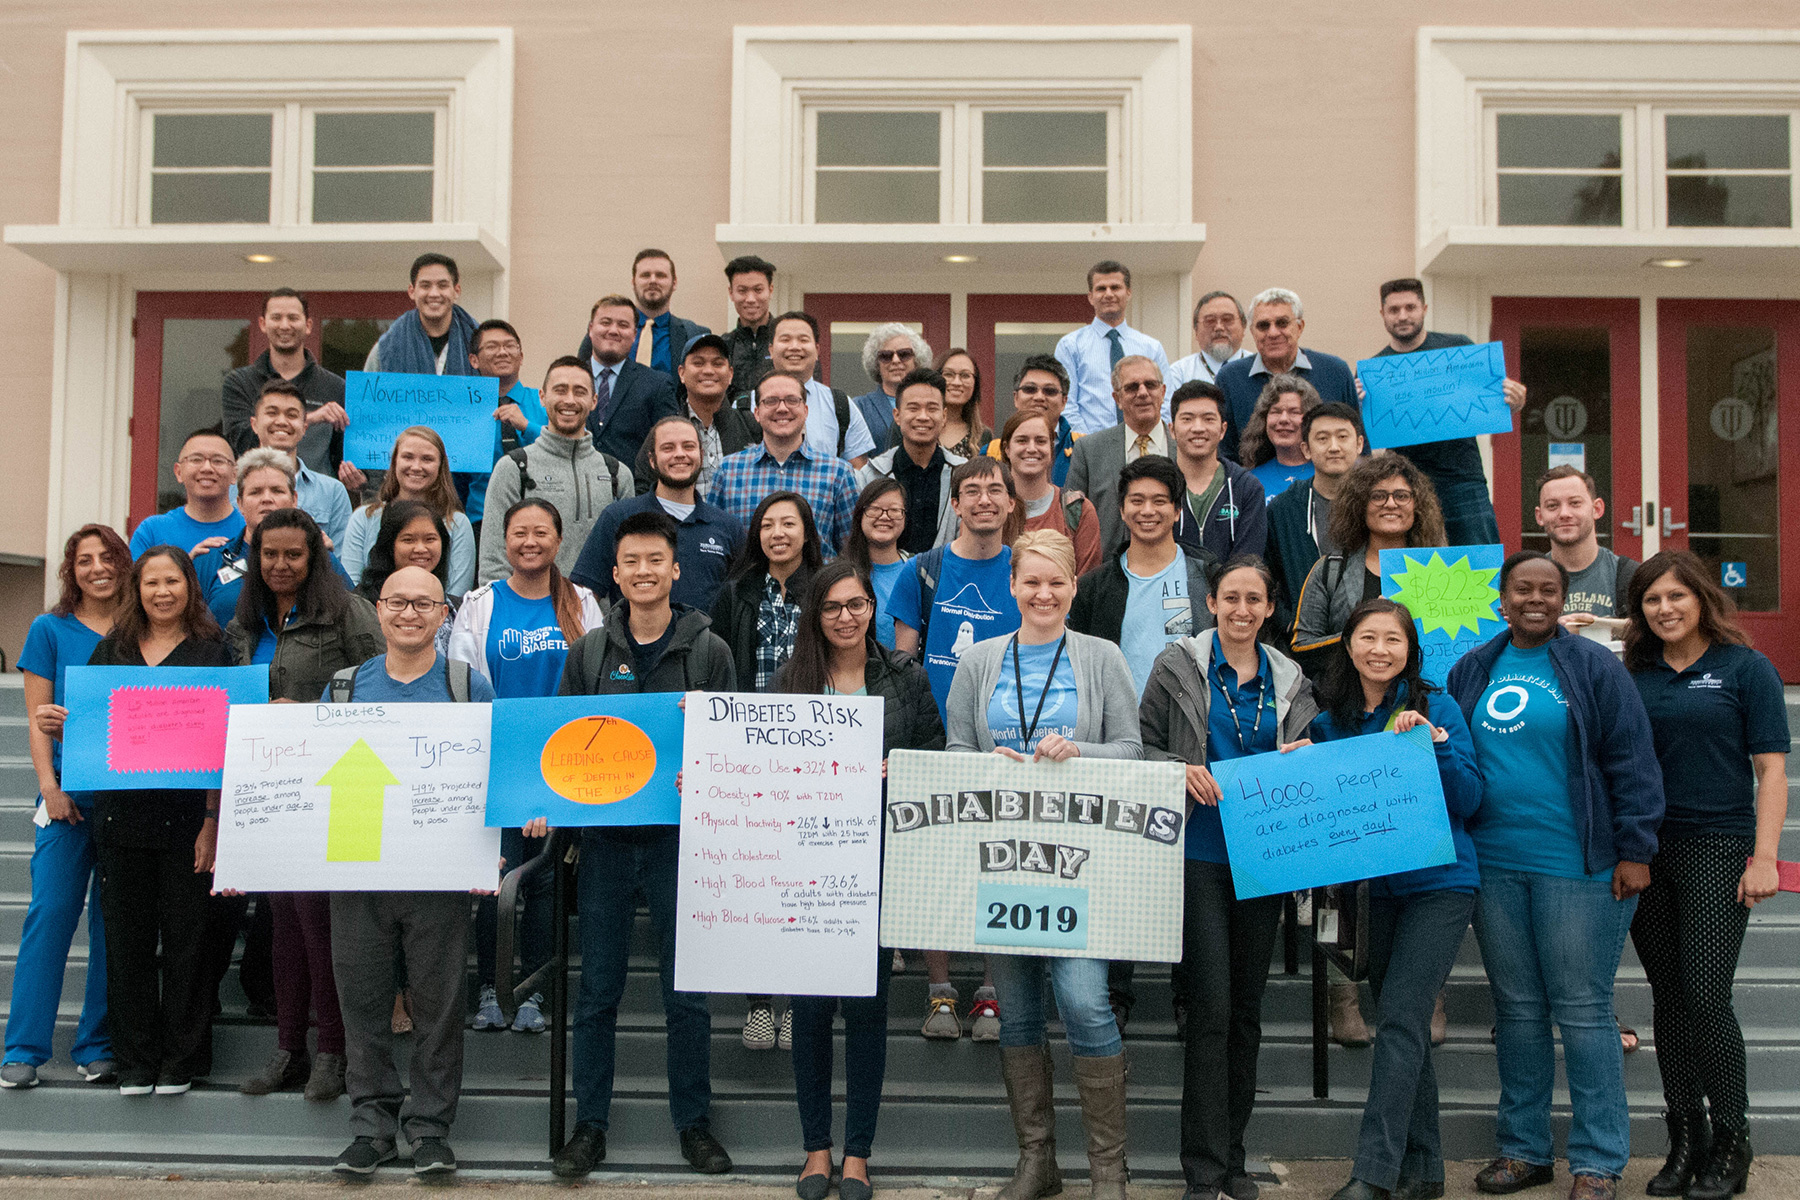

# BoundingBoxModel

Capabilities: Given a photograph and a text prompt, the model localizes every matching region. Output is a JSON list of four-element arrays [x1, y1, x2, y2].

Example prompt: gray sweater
[[477, 427, 632, 585], [945, 628, 1144, 759]]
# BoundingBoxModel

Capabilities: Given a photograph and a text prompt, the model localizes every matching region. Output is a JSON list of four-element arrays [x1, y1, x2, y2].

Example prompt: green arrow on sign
[[318, 738, 400, 863]]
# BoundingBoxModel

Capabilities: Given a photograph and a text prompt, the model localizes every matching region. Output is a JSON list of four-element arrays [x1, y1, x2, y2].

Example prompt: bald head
[[377, 565, 447, 653]]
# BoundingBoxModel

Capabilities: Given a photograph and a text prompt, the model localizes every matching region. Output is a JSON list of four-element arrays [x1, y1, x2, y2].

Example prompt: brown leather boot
[[1071, 1052, 1128, 1200], [1330, 981, 1372, 1047], [997, 1044, 1063, 1200]]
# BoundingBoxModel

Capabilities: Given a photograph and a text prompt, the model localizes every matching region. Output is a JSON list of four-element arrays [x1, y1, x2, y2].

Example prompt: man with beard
[[575, 250, 711, 379], [629, 334, 760, 498], [572, 414, 745, 612], [1537, 464, 1637, 637], [1165, 290, 1253, 396]]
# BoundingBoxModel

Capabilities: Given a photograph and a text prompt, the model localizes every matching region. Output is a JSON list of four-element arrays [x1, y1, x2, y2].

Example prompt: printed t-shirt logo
[[1689, 672, 1723, 690], [499, 625, 569, 662], [700, 535, 726, 557]]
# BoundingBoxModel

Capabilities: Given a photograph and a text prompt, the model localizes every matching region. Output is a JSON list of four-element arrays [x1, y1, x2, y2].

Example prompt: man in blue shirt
[[1055, 260, 1171, 435], [247, 381, 353, 548], [1215, 288, 1359, 462], [328, 566, 495, 1180], [982, 355, 1083, 487], [463, 319, 545, 533], [129, 429, 245, 559]]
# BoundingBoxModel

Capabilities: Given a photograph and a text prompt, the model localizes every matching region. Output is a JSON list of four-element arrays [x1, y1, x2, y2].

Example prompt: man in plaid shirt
[[706, 372, 858, 556]]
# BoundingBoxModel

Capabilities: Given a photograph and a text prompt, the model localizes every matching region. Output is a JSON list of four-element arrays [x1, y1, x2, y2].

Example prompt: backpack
[[1061, 490, 1086, 538], [329, 658, 472, 703], [912, 544, 948, 644], [507, 446, 624, 499]]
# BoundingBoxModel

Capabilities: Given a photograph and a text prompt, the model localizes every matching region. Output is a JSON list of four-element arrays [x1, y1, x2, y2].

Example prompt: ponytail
[[548, 564, 589, 648]]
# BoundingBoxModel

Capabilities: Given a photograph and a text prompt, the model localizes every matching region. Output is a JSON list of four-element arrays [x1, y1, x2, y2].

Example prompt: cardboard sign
[[1380, 545, 1506, 686], [212, 701, 499, 892], [1358, 341, 1513, 449], [674, 692, 887, 996], [879, 751, 1187, 962], [485, 694, 683, 827], [1211, 727, 1455, 900], [343, 370, 499, 472], [61, 665, 271, 791]]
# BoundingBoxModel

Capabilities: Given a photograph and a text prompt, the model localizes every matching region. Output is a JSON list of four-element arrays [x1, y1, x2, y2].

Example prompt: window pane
[[315, 112, 435, 168], [1666, 115, 1790, 170], [1668, 175, 1792, 228], [1498, 174, 1622, 225], [982, 170, 1107, 223], [992, 323, 1084, 428], [1515, 325, 1616, 550], [1685, 325, 1779, 611], [156, 318, 251, 508], [153, 113, 271, 168], [984, 112, 1106, 167], [150, 172, 271, 223], [312, 170, 434, 223], [815, 171, 938, 223], [1496, 114, 1621, 170], [319, 317, 394, 379], [816, 112, 939, 167]]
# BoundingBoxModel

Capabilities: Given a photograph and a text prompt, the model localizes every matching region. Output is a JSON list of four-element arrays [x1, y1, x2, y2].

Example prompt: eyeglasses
[[1118, 380, 1163, 395], [820, 597, 873, 619], [1369, 489, 1416, 507], [1253, 317, 1297, 332], [179, 454, 234, 468], [864, 506, 905, 521], [378, 597, 447, 614], [1016, 384, 1065, 398], [875, 349, 915, 364], [477, 339, 522, 354], [941, 370, 976, 383], [759, 396, 805, 410]]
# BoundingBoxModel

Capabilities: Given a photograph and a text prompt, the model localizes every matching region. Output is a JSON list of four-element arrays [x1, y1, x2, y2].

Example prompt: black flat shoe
[[1393, 1180, 1445, 1200], [796, 1170, 831, 1200], [552, 1123, 606, 1179], [1329, 1181, 1390, 1200]]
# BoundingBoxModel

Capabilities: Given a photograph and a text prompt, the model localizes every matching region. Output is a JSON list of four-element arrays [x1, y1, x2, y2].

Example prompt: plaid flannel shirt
[[706, 441, 859, 557], [754, 573, 801, 691]]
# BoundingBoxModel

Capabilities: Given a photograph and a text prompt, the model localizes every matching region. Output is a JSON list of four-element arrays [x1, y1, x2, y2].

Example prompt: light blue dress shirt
[[1054, 317, 1171, 435]]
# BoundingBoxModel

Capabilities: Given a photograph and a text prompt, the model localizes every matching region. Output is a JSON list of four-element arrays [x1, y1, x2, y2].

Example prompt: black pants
[[1179, 858, 1284, 1191], [1630, 834, 1756, 1131], [200, 892, 275, 1018], [95, 839, 214, 1084]]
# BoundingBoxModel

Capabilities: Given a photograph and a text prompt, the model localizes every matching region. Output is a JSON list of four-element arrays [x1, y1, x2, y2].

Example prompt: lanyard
[[1011, 634, 1068, 749], [1211, 653, 1268, 754]]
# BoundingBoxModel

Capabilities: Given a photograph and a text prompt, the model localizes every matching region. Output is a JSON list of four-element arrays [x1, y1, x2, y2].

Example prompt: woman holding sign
[[1304, 598, 1481, 1200], [1446, 552, 1662, 1200], [86, 546, 234, 1096], [1139, 554, 1317, 1200], [777, 558, 943, 1200], [944, 528, 1141, 1200], [342, 426, 477, 598], [1623, 551, 1787, 1200]]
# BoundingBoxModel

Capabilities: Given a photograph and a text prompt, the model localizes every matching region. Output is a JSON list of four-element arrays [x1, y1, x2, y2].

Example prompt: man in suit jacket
[[574, 249, 711, 379], [583, 294, 681, 465], [1067, 354, 1176, 555]]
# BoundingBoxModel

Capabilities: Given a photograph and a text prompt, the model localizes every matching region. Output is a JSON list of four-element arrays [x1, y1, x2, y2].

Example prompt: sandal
[[391, 990, 414, 1035], [1619, 1020, 1639, 1054]]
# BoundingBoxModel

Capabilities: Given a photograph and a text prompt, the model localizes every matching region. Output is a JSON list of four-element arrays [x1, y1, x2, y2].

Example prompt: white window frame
[[300, 105, 449, 226], [1651, 105, 1796, 230], [971, 104, 1121, 226], [802, 102, 953, 225], [1484, 105, 1636, 228]]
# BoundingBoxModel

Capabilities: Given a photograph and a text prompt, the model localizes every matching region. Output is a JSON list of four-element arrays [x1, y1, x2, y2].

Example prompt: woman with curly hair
[[851, 323, 934, 453], [1237, 373, 1322, 501]]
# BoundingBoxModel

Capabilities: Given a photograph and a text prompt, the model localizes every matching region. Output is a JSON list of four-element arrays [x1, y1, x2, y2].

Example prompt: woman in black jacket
[[710, 490, 822, 695], [777, 559, 943, 1200], [86, 546, 234, 1096]]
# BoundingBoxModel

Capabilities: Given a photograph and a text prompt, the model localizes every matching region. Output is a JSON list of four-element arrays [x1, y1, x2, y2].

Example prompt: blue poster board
[[1211, 727, 1454, 900], [486, 693, 683, 827], [1380, 544, 1505, 686], [1357, 341, 1512, 449], [344, 371, 499, 472], [62, 665, 271, 791]]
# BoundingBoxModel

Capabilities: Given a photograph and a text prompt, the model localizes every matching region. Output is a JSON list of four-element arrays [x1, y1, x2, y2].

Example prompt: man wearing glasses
[[707, 371, 860, 555], [1053, 259, 1171, 434], [129, 430, 244, 559], [1214, 287, 1358, 463], [1069, 355, 1174, 553], [1165, 290, 1254, 396], [982, 354, 1083, 487], [463, 318, 546, 538]]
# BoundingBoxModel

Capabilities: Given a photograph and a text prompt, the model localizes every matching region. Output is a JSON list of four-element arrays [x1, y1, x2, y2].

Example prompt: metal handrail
[[496, 826, 578, 1156]]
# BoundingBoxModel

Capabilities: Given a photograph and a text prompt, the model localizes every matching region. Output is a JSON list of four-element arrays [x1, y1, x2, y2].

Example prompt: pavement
[[2, 1159, 1798, 1199]]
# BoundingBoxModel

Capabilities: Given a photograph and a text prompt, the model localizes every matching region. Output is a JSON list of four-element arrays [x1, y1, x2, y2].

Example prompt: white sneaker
[[471, 985, 505, 1031]]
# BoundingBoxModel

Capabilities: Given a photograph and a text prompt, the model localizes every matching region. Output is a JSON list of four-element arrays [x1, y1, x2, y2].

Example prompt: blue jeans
[[1354, 889, 1475, 1190], [989, 953, 1121, 1057], [572, 827, 712, 1132], [1473, 866, 1636, 1179], [1433, 478, 1501, 548], [790, 956, 893, 1159], [4, 804, 109, 1067]]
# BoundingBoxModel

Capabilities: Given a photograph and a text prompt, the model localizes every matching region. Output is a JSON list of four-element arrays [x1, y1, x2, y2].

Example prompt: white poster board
[[213, 702, 500, 892], [674, 691, 886, 996]]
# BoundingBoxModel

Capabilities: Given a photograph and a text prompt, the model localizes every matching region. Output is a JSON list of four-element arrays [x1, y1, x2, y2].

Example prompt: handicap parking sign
[[1721, 561, 1748, 588]]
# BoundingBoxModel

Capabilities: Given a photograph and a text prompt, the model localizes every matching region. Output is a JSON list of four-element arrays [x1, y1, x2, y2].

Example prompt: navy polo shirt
[[568, 490, 746, 615], [1632, 642, 1789, 840]]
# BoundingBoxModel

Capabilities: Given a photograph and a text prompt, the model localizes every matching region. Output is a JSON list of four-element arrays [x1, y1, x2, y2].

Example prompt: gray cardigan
[[945, 629, 1144, 759]]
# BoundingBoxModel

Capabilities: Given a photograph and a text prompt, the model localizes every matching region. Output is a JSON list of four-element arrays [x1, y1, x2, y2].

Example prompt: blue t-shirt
[[870, 558, 909, 650], [129, 507, 245, 560], [18, 612, 107, 780], [1250, 459, 1313, 502], [885, 546, 1020, 718], [1189, 635, 1276, 862], [1120, 549, 1193, 699], [328, 653, 498, 704], [1469, 641, 1598, 880], [484, 580, 572, 699], [985, 636, 1079, 755]]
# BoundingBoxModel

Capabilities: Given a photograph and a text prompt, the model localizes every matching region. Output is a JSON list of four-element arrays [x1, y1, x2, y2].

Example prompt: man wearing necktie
[[575, 250, 711, 385], [582, 293, 680, 465], [1054, 260, 1172, 436]]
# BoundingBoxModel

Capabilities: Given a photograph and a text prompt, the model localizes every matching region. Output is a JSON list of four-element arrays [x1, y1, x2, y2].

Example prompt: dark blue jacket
[[1216, 349, 1359, 463], [1447, 627, 1663, 874], [568, 489, 745, 615], [1310, 687, 1482, 897]]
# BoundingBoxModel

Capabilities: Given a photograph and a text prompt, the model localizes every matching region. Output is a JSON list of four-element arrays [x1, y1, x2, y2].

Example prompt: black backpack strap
[[444, 658, 472, 703], [914, 545, 944, 644], [832, 388, 851, 458], [1324, 553, 1345, 597], [329, 665, 359, 703], [507, 447, 534, 496]]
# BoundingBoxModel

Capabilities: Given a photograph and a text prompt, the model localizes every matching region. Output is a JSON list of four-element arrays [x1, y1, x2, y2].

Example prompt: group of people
[[0, 248, 1786, 1200]]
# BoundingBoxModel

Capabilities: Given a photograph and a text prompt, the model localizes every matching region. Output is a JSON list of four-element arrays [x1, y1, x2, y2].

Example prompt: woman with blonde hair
[[340, 426, 477, 597]]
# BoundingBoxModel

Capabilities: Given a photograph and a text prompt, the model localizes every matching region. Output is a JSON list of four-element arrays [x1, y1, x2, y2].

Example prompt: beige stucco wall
[[0, 1, 1783, 666]]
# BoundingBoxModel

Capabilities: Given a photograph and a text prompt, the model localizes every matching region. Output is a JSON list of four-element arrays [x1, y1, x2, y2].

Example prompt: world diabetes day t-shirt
[[885, 545, 1020, 718], [484, 580, 573, 699], [985, 638, 1079, 755]]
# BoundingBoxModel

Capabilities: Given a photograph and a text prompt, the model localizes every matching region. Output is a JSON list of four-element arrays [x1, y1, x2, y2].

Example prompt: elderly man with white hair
[[850, 322, 934, 454], [1215, 287, 1359, 463]]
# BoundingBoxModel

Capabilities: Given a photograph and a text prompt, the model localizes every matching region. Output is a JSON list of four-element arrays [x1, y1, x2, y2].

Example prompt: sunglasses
[[876, 349, 916, 364]]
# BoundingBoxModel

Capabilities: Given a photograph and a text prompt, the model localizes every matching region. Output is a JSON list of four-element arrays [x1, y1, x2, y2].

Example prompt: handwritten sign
[[1358, 341, 1512, 449], [486, 694, 683, 827], [212, 702, 499, 892], [879, 751, 1186, 962], [1211, 727, 1454, 900], [61, 666, 270, 791], [1380, 545, 1505, 685], [344, 370, 499, 472], [674, 692, 886, 997]]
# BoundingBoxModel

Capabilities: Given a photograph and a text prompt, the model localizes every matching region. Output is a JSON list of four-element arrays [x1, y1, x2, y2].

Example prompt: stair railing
[[496, 827, 578, 1156]]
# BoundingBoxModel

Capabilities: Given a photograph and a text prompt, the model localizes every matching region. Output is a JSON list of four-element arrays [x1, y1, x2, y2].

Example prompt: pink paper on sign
[[106, 685, 232, 774]]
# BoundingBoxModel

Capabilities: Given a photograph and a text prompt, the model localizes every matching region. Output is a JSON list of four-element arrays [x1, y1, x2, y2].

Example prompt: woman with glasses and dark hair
[[778, 559, 943, 1200], [845, 478, 910, 650], [2, 524, 130, 1090], [1447, 551, 1663, 1200], [1622, 551, 1787, 1200], [226, 506, 384, 1103], [936, 348, 988, 460], [86, 546, 234, 1096]]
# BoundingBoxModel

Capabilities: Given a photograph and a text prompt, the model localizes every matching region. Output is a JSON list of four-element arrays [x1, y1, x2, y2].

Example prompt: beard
[[655, 462, 702, 491], [1205, 334, 1237, 361]]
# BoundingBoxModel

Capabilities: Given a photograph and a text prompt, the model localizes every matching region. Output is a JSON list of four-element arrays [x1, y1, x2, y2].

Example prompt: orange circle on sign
[[540, 716, 657, 805]]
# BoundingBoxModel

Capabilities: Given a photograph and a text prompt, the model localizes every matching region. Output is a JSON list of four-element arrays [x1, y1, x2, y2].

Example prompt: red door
[[1490, 298, 1643, 561], [131, 290, 409, 526], [1656, 299, 1800, 677], [966, 293, 1093, 432], [803, 293, 953, 397]]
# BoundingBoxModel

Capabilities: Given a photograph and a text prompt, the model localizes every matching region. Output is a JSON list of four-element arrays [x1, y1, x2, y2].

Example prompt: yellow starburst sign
[[1386, 551, 1501, 639]]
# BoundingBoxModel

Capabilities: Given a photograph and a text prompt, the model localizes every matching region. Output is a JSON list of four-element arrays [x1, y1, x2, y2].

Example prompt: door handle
[[1662, 505, 1687, 535], [1622, 504, 1645, 536]]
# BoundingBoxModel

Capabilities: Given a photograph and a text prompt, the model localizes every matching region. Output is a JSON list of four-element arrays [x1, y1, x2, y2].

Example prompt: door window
[[1514, 326, 1619, 549], [1682, 325, 1779, 610]]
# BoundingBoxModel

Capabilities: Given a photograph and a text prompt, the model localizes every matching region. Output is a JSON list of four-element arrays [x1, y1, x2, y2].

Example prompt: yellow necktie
[[635, 320, 655, 369], [1134, 432, 1153, 458]]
